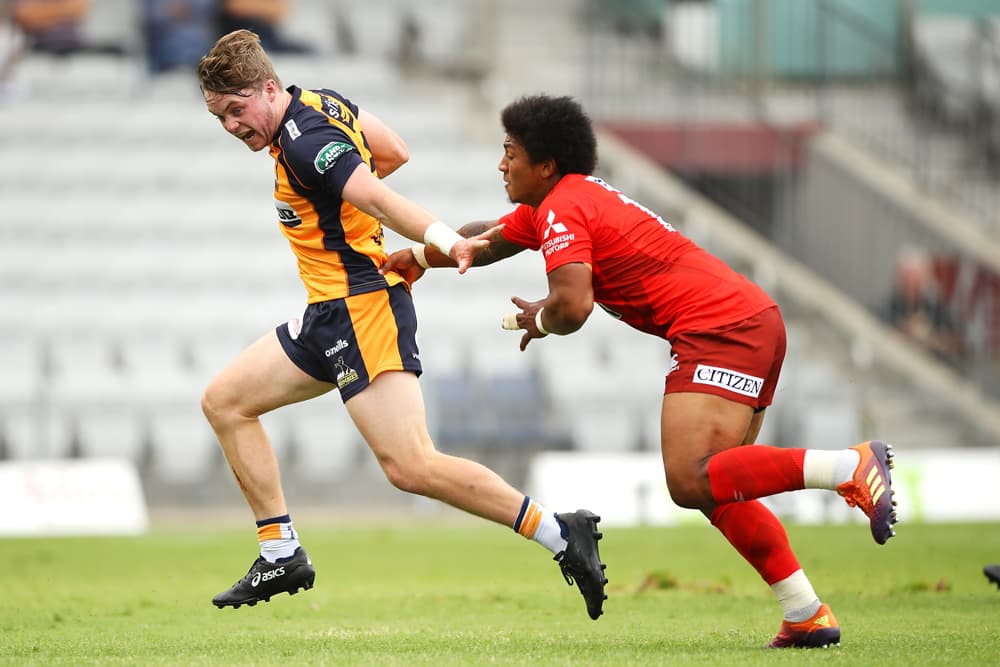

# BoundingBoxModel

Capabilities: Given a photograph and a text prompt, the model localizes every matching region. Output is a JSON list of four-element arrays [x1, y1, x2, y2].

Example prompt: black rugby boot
[[986, 564, 1000, 589], [554, 510, 608, 620], [212, 547, 315, 609]]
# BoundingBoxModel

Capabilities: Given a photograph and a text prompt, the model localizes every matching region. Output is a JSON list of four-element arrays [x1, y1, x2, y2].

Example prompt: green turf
[[1, 518, 998, 665]]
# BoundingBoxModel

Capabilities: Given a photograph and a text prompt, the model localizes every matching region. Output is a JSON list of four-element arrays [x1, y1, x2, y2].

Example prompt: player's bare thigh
[[203, 330, 334, 418], [344, 369, 432, 462], [659, 391, 756, 508]]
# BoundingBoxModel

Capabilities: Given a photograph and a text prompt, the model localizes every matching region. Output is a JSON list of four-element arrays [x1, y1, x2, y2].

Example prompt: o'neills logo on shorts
[[692, 364, 764, 397]]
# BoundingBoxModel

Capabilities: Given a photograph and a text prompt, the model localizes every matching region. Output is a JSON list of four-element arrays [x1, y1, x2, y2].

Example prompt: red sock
[[710, 500, 801, 585], [707, 445, 806, 505]]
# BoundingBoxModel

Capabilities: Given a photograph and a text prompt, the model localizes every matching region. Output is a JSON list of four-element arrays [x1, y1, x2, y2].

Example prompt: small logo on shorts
[[324, 339, 349, 357], [333, 356, 359, 388], [667, 353, 679, 375], [692, 364, 763, 398], [286, 308, 306, 340]]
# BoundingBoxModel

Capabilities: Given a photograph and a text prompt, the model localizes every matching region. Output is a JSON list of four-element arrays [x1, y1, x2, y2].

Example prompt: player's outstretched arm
[[358, 109, 409, 178], [501, 262, 594, 350], [413, 221, 524, 267], [343, 164, 493, 274], [381, 220, 524, 281]]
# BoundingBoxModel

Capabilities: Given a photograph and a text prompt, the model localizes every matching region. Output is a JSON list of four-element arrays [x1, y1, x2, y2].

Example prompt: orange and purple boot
[[769, 603, 840, 648], [836, 440, 897, 545]]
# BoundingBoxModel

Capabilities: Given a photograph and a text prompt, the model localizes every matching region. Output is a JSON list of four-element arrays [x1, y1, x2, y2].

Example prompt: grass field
[[1, 515, 998, 666]]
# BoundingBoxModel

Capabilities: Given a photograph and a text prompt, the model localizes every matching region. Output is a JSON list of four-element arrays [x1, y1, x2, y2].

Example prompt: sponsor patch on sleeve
[[314, 141, 355, 173]]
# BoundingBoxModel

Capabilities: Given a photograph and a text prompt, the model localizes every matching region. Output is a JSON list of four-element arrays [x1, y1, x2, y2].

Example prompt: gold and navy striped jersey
[[270, 86, 405, 302]]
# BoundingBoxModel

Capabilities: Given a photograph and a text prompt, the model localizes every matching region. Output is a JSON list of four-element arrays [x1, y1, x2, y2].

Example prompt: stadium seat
[[281, 397, 365, 483], [484, 370, 555, 447], [1, 406, 74, 460], [426, 371, 485, 447], [188, 335, 253, 386], [0, 335, 46, 408], [567, 400, 642, 451], [146, 402, 218, 484], [75, 409, 145, 463]]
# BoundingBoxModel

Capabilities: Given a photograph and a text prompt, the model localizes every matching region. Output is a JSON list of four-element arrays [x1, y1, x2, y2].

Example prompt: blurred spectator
[[11, 0, 127, 56], [593, 0, 665, 41], [885, 245, 963, 362], [217, 0, 313, 54], [0, 13, 27, 102], [141, 0, 216, 74]]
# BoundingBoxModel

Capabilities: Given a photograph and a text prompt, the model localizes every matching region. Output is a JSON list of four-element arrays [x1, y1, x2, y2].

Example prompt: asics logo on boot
[[251, 566, 285, 587]]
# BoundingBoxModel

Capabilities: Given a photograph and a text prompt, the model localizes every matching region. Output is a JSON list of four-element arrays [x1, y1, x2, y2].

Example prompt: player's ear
[[540, 158, 560, 179]]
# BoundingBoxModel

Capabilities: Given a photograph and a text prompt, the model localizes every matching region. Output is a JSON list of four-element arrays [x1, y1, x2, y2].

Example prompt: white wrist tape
[[411, 244, 430, 269], [501, 312, 520, 330], [423, 220, 463, 257], [534, 307, 550, 336]]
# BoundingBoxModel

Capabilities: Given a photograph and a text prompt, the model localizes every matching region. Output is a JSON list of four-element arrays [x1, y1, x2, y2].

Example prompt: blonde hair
[[197, 29, 281, 94]]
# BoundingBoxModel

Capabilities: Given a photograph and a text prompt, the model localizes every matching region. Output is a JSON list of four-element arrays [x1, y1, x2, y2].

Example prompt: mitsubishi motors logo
[[540, 209, 575, 257], [542, 209, 568, 240]]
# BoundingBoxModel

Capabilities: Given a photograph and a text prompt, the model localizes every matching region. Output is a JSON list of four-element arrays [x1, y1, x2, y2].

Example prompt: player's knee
[[201, 378, 241, 429], [200, 383, 226, 427], [665, 471, 712, 510], [378, 455, 431, 496]]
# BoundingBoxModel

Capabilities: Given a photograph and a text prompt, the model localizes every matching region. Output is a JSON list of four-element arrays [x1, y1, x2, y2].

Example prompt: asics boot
[[212, 547, 315, 609], [554, 510, 608, 620], [836, 440, 898, 545], [768, 603, 841, 649]]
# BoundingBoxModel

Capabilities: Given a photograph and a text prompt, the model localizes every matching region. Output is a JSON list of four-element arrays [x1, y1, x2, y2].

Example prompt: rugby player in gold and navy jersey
[[195, 30, 608, 620]]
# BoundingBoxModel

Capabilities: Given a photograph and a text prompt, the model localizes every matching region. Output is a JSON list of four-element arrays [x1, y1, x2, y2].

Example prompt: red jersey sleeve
[[499, 192, 595, 273], [499, 204, 541, 250]]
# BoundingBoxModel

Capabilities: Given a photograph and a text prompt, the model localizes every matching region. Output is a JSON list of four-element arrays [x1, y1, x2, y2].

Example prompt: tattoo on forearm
[[458, 220, 525, 266], [458, 222, 492, 237]]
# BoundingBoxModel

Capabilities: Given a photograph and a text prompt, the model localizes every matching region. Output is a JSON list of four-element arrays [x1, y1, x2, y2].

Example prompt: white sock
[[260, 538, 301, 562], [771, 569, 820, 621], [257, 516, 301, 563], [534, 513, 569, 554], [513, 497, 568, 554], [803, 449, 861, 489]]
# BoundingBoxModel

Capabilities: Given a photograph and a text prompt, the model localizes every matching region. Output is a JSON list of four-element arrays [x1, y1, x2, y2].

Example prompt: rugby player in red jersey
[[197, 33, 607, 619], [384, 94, 898, 648]]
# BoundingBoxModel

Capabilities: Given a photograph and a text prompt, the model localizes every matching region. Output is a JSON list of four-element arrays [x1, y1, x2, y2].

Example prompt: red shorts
[[664, 306, 786, 410]]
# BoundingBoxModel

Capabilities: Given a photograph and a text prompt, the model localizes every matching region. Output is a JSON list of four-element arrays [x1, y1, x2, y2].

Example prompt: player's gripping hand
[[380, 248, 426, 285], [449, 224, 505, 274]]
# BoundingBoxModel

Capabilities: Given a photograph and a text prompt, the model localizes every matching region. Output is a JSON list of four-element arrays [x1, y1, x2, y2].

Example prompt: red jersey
[[499, 174, 775, 340]]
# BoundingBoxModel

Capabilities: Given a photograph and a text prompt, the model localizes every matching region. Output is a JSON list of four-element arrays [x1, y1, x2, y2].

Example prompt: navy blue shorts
[[276, 284, 422, 402]]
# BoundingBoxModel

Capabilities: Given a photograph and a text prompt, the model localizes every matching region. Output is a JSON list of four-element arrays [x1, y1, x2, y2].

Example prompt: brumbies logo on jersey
[[275, 198, 302, 228], [314, 141, 355, 174]]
